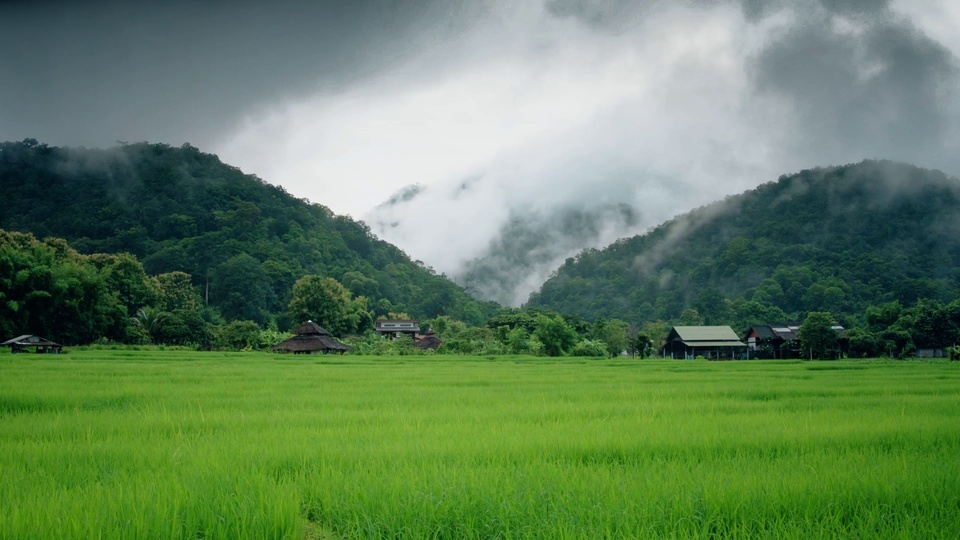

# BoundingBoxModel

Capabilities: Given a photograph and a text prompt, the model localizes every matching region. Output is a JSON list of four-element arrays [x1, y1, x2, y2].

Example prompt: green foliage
[[151, 309, 212, 348], [214, 320, 262, 351], [0, 229, 126, 344], [570, 339, 609, 357], [855, 298, 960, 359], [210, 254, 272, 326], [0, 140, 497, 328], [800, 312, 839, 359], [287, 275, 358, 336], [4, 352, 960, 538], [153, 271, 202, 312], [528, 161, 960, 324], [591, 317, 628, 357], [506, 326, 533, 355], [634, 333, 654, 358], [532, 314, 578, 357]]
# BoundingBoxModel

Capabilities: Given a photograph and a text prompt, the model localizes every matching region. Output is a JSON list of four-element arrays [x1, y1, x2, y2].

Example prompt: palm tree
[[131, 306, 162, 342]]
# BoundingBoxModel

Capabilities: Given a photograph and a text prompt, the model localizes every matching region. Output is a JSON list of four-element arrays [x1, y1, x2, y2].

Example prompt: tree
[[533, 314, 577, 357], [800, 311, 838, 360], [593, 317, 628, 357], [570, 339, 609, 357], [210, 254, 271, 325], [154, 271, 201, 312], [678, 308, 704, 326], [634, 333, 654, 358], [693, 289, 732, 326], [287, 275, 351, 336], [506, 326, 532, 354], [215, 320, 262, 350]]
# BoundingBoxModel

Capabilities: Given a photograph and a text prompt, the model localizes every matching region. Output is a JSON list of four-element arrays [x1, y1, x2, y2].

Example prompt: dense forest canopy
[[528, 161, 960, 328], [0, 139, 497, 337]]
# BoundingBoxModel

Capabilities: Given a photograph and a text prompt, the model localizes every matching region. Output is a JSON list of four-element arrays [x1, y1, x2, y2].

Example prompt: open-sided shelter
[[660, 326, 747, 360], [2, 335, 63, 354], [272, 321, 350, 354]]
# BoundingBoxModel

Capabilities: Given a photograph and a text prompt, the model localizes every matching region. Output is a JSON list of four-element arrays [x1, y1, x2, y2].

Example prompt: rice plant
[[1, 351, 958, 538]]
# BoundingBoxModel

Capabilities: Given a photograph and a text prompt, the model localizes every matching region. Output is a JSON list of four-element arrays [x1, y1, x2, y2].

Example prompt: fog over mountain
[[3, 0, 959, 305]]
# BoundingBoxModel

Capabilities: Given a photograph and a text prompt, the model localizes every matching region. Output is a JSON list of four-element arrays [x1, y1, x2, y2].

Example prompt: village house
[[375, 319, 443, 350], [743, 322, 848, 359], [659, 326, 747, 360], [375, 319, 420, 339], [743, 323, 802, 359]]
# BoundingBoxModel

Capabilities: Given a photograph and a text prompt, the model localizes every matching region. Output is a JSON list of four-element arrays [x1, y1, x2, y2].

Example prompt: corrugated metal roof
[[746, 325, 776, 339], [672, 326, 742, 342], [772, 329, 798, 341], [2, 335, 62, 347]]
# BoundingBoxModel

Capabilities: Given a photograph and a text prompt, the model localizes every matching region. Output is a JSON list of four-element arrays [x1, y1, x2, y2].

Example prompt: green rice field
[[1, 349, 959, 539]]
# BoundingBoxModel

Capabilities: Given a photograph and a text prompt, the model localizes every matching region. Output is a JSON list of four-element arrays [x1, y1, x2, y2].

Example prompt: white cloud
[[214, 0, 960, 305]]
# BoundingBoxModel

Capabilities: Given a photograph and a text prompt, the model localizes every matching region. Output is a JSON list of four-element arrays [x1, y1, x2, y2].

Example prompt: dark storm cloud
[[546, 0, 893, 27], [0, 0, 467, 147], [544, 0, 959, 173], [751, 7, 959, 172]]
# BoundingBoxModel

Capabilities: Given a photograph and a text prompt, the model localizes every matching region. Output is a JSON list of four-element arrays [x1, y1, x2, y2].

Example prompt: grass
[[1, 350, 959, 538]]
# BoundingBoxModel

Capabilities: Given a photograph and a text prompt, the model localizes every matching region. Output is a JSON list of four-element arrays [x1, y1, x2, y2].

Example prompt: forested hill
[[0, 139, 497, 327], [527, 161, 960, 325]]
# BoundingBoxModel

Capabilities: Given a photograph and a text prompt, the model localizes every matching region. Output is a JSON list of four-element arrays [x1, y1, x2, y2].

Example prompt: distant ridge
[[527, 160, 960, 324]]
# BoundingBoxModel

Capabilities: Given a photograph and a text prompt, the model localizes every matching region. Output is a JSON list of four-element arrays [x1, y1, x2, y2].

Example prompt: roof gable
[[745, 325, 776, 339]]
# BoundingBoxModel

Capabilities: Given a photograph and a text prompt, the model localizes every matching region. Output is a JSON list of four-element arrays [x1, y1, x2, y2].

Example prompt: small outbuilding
[[414, 329, 443, 350], [660, 326, 747, 360], [272, 321, 350, 355], [2, 335, 63, 354]]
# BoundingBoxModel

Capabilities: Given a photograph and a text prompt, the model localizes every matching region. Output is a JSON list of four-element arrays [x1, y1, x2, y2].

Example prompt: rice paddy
[[1, 350, 959, 538]]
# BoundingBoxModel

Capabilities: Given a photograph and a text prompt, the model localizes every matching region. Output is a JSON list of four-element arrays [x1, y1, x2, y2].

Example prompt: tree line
[[4, 227, 958, 359], [0, 139, 498, 331]]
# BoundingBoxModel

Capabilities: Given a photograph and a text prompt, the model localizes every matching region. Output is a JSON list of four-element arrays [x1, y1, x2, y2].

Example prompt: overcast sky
[[3, 0, 959, 304]]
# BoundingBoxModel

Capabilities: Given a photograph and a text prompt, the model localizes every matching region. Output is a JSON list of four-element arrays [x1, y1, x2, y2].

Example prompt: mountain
[[0, 139, 498, 327], [527, 161, 960, 325]]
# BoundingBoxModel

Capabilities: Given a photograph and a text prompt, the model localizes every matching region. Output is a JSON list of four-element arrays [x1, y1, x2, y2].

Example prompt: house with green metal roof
[[660, 326, 747, 360]]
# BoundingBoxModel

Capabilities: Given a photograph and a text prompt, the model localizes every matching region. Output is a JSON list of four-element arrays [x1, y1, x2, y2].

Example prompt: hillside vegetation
[[0, 139, 497, 337], [528, 161, 960, 327]]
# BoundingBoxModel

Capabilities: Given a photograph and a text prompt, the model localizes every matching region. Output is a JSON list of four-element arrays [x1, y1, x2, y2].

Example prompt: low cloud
[[215, 1, 959, 306], [5, 1, 956, 307]]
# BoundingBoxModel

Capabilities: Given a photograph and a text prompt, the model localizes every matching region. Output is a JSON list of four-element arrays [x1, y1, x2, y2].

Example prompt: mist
[[3, 0, 958, 306]]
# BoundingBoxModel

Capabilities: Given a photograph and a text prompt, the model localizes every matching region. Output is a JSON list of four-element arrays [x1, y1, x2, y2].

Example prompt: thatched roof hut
[[272, 321, 350, 354], [2, 335, 63, 354]]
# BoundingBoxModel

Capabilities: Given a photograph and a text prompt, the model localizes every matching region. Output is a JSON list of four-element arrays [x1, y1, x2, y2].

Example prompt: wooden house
[[272, 321, 350, 354], [743, 323, 801, 359], [2, 335, 63, 354], [744, 322, 847, 359], [376, 320, 420, 339], [660, 326, 747, 360]]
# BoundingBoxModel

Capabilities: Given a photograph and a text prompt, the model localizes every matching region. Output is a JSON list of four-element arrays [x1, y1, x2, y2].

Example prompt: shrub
[[570, 339, 609, 357]]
